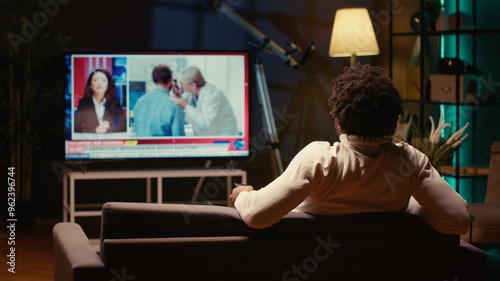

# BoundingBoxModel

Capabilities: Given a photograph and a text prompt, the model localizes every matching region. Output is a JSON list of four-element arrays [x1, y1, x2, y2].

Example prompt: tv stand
[[62, 167, 247, 222]]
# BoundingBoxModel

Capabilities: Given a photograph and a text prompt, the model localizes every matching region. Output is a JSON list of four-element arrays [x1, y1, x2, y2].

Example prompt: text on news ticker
[[6, 167, 16, 273]]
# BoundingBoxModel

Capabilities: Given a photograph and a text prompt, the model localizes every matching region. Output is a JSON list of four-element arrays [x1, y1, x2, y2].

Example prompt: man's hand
[[230, 185, 253, 205], [171, 97, 187, 109]]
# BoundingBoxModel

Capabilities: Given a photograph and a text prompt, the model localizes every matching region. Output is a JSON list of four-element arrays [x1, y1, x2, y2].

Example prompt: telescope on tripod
[[209, 0, 315, 176]]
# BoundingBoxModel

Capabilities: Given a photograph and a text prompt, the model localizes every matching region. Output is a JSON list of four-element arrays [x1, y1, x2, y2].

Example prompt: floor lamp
[[329, 8, 380, 67]]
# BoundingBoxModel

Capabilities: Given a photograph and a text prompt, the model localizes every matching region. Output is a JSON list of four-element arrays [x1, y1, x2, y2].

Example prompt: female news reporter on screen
[[74, 69, 126, 133]]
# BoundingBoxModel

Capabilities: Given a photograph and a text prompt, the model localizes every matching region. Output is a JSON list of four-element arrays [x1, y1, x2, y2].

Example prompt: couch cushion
[[101, 231, 458, 281], [458, 239, 487, 281]]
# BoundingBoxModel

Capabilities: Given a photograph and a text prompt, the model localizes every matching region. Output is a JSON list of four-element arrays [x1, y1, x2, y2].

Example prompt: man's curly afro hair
[[328, 63, 403, 138]]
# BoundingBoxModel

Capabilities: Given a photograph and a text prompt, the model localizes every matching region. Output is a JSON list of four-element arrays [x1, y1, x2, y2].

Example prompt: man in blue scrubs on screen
[[133, 64, 185, 137]]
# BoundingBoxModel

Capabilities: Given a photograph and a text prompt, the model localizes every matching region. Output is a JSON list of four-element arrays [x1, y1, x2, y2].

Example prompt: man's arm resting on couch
[[53, 222, 105, 281]]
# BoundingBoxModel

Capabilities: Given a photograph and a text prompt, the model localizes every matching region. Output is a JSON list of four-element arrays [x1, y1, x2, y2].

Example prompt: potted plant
[[394, 113, 469, 172], [1, 1, 71, 229], [410, 114, 469, 171]]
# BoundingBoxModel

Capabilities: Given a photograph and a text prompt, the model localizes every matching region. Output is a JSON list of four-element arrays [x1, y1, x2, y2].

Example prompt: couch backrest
[[99, 202, 460, 281], [100, 202, 456, 239], [100, 202, 249, 241]]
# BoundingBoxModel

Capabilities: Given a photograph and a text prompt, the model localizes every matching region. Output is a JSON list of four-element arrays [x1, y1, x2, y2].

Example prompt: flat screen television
[[63, 50, 250, 161]]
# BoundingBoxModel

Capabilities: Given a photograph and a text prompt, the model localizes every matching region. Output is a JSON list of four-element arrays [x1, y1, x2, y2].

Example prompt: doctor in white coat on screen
[[171, 66, 238, 136]]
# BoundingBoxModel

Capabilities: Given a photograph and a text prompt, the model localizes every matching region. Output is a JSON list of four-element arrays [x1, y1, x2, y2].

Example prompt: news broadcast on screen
[[63, 50, 250, 161]]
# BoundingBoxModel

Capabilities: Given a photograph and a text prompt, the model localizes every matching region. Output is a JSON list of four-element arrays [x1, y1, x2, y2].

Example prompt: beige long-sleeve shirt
[[234, 134, 470, 235]]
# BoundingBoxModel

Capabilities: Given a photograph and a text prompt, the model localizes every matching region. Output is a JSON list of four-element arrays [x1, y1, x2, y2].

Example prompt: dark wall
[[4, 0, 393, 219], [52, 0, 380, 158], [25, 0, 385, 219]]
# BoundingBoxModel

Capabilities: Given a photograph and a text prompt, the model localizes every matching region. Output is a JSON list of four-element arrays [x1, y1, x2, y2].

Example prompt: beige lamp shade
[[329, 8, 380, 66]]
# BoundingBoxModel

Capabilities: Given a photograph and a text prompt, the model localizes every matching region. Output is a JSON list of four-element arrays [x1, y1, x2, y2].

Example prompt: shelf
[[404, 99, 500, 106], [389, 0, 500, 194], [440, 165, 489, 178], [391, 29, 500, 37]]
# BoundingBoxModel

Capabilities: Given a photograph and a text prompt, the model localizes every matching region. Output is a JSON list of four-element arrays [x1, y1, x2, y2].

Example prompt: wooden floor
[[0, 220, 56, 281], [0, 219, 499, 281]]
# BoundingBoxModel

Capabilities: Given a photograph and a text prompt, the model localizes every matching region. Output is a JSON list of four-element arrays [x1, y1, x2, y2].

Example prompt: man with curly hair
[[230, 63, 470, 235]]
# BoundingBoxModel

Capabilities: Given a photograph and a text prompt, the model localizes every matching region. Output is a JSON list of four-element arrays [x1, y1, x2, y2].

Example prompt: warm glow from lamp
[[329, 8, 380, 67]]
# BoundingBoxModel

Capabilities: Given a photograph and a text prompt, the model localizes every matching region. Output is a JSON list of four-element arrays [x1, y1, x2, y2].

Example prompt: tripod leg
[[255, 62, 284, 176], [191, 160, 211, 203]]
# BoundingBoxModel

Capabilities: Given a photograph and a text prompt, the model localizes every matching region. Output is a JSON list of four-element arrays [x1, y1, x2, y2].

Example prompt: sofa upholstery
[[53, 202, 486, 281]]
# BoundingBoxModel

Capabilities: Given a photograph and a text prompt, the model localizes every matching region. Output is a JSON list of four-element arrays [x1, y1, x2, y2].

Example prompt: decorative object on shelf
[[436, 57, 482, 75], [329, 7, 379, 67], [408, 0, 444, 74], [448, 12, 473, 30], [410, 11, 434, 32], [409, 0, 442, 32], [435, 9, 450, 31], [410, 113, 469, 171], [429, 74, 477, 103]]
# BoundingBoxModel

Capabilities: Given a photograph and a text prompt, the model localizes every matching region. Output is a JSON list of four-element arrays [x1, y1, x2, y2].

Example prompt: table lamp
[[329, 8, 380, 67]]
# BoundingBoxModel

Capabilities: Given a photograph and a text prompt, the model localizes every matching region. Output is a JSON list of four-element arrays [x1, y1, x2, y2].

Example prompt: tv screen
[[63, 50, 250, 160]]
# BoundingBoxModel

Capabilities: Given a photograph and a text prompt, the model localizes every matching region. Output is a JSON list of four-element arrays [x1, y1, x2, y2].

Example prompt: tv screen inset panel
[[64, 50, 250, 160]]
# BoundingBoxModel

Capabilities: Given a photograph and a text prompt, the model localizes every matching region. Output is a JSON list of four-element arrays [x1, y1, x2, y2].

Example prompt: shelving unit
[[388, 0, 500, 201]]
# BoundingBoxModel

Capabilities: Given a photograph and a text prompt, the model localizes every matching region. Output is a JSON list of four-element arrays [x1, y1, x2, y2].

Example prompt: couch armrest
[[53, 222, 106, 281]]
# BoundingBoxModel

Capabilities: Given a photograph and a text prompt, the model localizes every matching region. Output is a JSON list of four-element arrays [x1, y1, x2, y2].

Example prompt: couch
[[53, 202, 486, 281]]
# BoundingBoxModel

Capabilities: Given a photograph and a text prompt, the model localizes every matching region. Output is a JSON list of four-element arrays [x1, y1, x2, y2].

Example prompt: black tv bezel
[[62, 49, 252, 164]]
